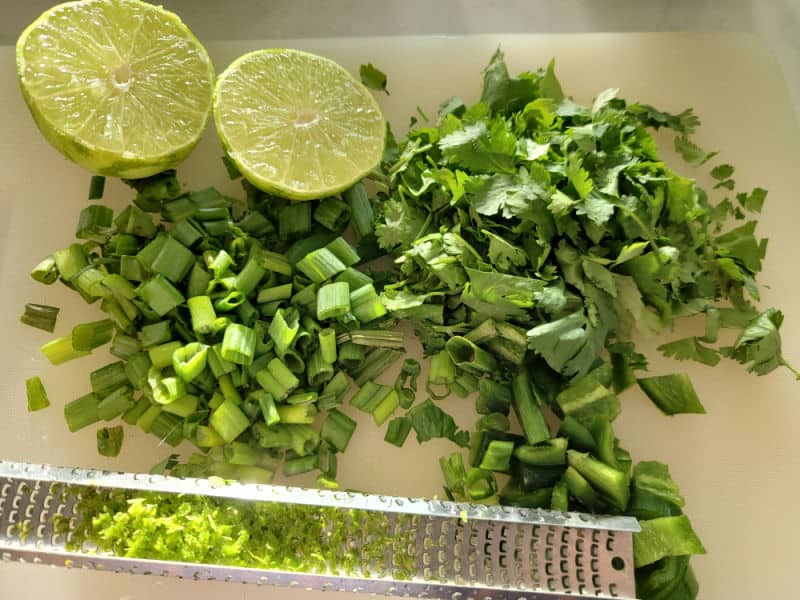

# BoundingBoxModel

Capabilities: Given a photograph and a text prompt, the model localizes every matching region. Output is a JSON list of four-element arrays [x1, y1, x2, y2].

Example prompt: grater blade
[[0, 461, 639, 599]]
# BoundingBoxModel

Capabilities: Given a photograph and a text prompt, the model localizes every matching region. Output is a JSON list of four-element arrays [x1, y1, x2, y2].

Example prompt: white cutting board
[[0, 33, 798, 600]]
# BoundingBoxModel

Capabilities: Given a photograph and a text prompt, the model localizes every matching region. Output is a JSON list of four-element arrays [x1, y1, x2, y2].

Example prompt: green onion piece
[[372, 388, 400, 426], [286, 391, 318, 406], [282, 453, 319, 477], [25, 376, 50, 412], [122, 396, 150, 425], [350, 381, 393, 413], [119, 255, 145, 282], [279, 203, 312, 239], [477, 378, 512, 415], [186, 263, 211, 298], [40, 336, 90, 365], [277, 403, 317, 424], [100, 298, 135, 334], [446, 336, 497, 375], [486, 322, 529, 365], [268, 307, 300, 354], [325, 237, 360, 267], [499, 483, 553, 508], [124, 352, 151, 389], [162, 196, 197, 222], [384, 416, 412, 447], [515, 438, 569, 466], [205, 249, 233, 278], [465, 468, 497, 501], [235, 299, 259, 327], [20, 303, 59, 333], [214, 290, 246, 312], [567, 450, 630, 511], [223, 442, 263, 466], [218, 373, 243, 405], [479, 440, 515, 472], [172, 343, 209, 382], [202, 219, 232, 237], [317, 282, 350, 320], [306, 350, 333, 387], [150, 236, 195, 283], [114, 204, 157, 237], [427, 350, 456, 399], [256, 283, 292, 304], [564, 466, 604, 511], [97, 426, 124, 457], [64, 392, 100, 432], [238, 211, 271, 236], [318, 328, 337, 363], [314, 198, 351, 231], [465, 318, 498, 345], [285, 230, 337, 266], [72, 267, 108, 300], [138, 321, 171, 348], [148, 341, 181, 369], [187, 295, 216, 335], [349, 284, 387, 324], [207, 344, 236, 378], [90, 361, 128, 395], [150, 412, 184, 446], [171, 218, 204, 248], [551, 479, 569, 511], [97, 386, 134, 421], [252, 321, 272, 357], [290, 282, 317, 313], [207, 391, 224, 411], [136, 404, 162, 433], [321, 408, 357, 452], [234, 258, 266, 295], [318, 371, 351, 410], [296, 248, 347, 283], [343, 183, 374, 240], [512, 371, 551, 446], [53, 244, 88, 281], [137, 274, 184, 316], [114, 234, 140, 256], [88, 175, 106, 200], [189, 187, 227, 208], [263, 358, 299, 399], [339, 329, 405, 349], [335, 267, 373, 291], [440, 452, 467, 499], [162, 393, 199, 417], [337, 341, 364, 369], [110, 333, 141, 360], [136, 232, 167, 270], [249, 390, 279, 426], [222, 323, 256, 366], [30, 256, 59, 285], [318, 443, 337, 478], [102, 273, 137, 299], [195, 425, 225, 447], [148, 370, 186, 406], [210, 399, 250, 443], [351, 348, 402, 386], [476, 412, 510, 432], [194, 206, 229, 221], [76, 205, 114, 242], [253, 248, 292, 276]]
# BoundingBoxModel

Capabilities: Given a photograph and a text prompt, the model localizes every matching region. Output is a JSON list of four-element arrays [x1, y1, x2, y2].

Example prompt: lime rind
[[16, 0, 215, 179], [213, 48, 385, 201]]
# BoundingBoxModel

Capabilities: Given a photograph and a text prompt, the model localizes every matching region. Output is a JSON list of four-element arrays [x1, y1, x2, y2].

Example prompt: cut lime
[[16, 0, 215, 179], [213, 49, 386, 200]]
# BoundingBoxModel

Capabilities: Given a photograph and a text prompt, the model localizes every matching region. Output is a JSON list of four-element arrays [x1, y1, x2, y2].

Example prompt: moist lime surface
[[213, 49, 386, 200], [16, 0, 215, 178]]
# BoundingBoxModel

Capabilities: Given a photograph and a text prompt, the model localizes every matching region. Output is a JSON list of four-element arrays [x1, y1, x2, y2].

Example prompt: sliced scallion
[[296, 248, 346, 283], [64, 392, 100, 432], [40, 336, 90, 365], [20, 303, 59, 333], [317, 282, 350, 320], [25, 376, 50, 412], [30, 256, 59, 285], [221, 323, 256, 366]]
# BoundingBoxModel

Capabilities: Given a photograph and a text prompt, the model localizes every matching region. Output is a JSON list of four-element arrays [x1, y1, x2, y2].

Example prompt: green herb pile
[[21, 51, 796, 600]]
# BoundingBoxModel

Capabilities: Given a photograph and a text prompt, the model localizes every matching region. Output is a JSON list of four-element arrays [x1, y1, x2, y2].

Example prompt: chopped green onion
[[195, 424, 225, 447], [102, 273, 137, 299], [282, 453, 319, 476], [186, 263, 212, 298], [236, 299, 259, 326], [122, 396, 151, 425], [343, 183, 374, 240], [222, 323, 256, 365], [30, 256, 59, 285], [162, 196, 197, 222], [349, 284, 387, 323], [97, 386, 134, 421], [189, 187, 227, 208], [268, 307, 300, 354], [427, 350, 455, 398], [25, 376, 50, 412], [249, 390, 279, 426], [148, 341, 181, 369], [110, 332, 141, 360], [372, 388, 400, 426], [120, 255, 145, 282], [150, 236, 195, 283], [384, 416, 412, 447], [350, 381, 393, 413], [314, 197, 351, 231], [194, 206, 229, 221], [138, 321, 171, 348], [296, 248, 347, 283], [238, 211, 271, 236], [213, 290, 246, 312], [477, 378, 512, 415], [124, 351, 152, 389], [88, 175, 106, 200], [205, 249, 233, 278], [318, 371, 351, 410], [234, 258, 266, 295], [73, 267, 108, 299], [171, 219, 204, 248], [20, 303, 59, 333], [285, 230, 337, 266], [317, 282, 350, 320], [113, 233, 140, 255], [202, 219, 232, 237], [318, 328, 337, 363], [187, 295, 216, 335], [150, 412, 184, 446], [114, 204, 157, 237], [279, 203, 312, 239], [218, 373, 243, 405], [479, 440, 515, 472], [256, 283, 292, 304], [64, 392, 100, 432], [222, 441, 263, 466], [97, 426, 124, 457], [551, 479, 569, 511], [338, 329, 405, 349], [149, 369, 186, 405], [350, 348, 402, 386], [53, 244, 88, 281], [207, 344, 235, 378], [40, 336, 90, 365], [440, 452, 467, 499], [136, 232, 167, 270], [321, 408, 357, 452], [253, 248, 292, 276], [137, 274, 185, 316], [335, 267, 373, 291], [465, 467, 497, 501], [465, 318, 498, 345], [277, 403, 317, 424], [90, 361, 128, 395], [76, 205, 114, 242], [567, 449, 630, 511], [325, 237, 360, 267], [172, 343, 209, 382], [307, 350, 334, 386], [136, 404, 162, 433], [162, 393, 199, 418], [476, 412, 510, 432], [446, 336, 497, 375], [512, 371, 550, 446], [210, 399, 251, 443]]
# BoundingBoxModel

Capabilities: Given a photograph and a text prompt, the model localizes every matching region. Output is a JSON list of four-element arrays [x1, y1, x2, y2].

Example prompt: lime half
[[213, 49, 386, 200], [16, 0, 215, 178]]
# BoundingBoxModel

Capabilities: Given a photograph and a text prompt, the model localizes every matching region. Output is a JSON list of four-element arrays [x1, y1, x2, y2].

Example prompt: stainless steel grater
[[0, 461, 639, 599]]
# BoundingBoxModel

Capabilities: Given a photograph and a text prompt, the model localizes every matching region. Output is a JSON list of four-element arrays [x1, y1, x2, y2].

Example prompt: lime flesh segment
[[213, 49, 386, 200], [16, 0, 215, 178]]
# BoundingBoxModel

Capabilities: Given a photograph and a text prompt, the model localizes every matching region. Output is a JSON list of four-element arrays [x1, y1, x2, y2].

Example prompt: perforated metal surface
[[0, 461, 638, 599]]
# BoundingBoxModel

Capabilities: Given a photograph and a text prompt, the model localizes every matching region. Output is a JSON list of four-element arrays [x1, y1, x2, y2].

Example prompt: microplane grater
[[0, 461, 639, 599]]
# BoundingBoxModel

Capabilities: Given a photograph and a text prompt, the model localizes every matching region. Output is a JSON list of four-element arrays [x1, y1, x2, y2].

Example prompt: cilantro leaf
[[578, 191, 615, 225], [527, 310, 607, 380], [637, 374, 706, 415], [634, 515, 706, 568], [658, 337, 721, 367], [359, 63, 389, 94], [466, 170, 549, 219], [736, 187, 767, 213], [539, 58, 564, 102], [722, 308, 792, 376], [629, 461, 686, 520], [480, 48, 537, 114], [407, 398, 470, 447], [673, 136, 718, 166], [375, 198, 427, 250], [710, 164, 734, 180], [482, 229, 528, 270], [438, 117, 517, 173], [566, 154, 593, 198]]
